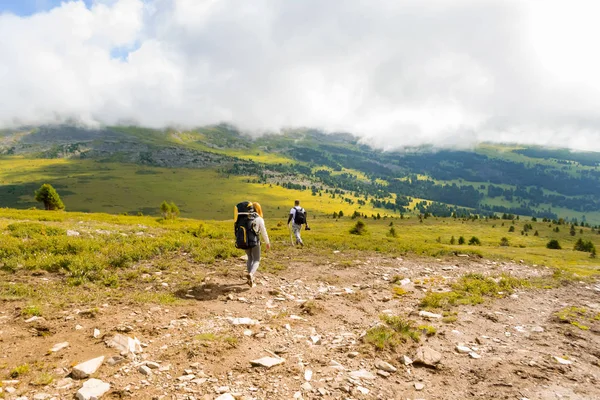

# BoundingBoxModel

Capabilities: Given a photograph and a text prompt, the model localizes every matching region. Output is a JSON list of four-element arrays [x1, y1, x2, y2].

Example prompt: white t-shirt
[[289, 206, 305, 224], [252, 216, 270, 245]]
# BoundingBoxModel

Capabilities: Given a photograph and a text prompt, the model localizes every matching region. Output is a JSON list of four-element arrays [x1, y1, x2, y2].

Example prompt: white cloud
[[1, 0, 600, 150]]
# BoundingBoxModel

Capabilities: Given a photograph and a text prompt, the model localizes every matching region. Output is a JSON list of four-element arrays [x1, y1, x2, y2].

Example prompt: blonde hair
[[252, 202, 263, 218]]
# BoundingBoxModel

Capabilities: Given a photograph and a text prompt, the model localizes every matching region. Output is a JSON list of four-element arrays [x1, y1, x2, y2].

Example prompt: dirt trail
[[1, 253, 599, 400]]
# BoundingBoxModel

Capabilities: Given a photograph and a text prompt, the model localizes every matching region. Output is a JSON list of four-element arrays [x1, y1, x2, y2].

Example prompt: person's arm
[[287, 208, 294, 225], [259, 218, 271, 250], [305, 210, 309, 227]]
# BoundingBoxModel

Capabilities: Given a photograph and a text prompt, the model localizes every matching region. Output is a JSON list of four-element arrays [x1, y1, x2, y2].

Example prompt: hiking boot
[[246, 273, 255, 288]]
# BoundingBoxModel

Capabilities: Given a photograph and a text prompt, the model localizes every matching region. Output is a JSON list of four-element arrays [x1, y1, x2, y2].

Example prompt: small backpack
[[293, 206, 306, 225], [234, 201, 260, 249]]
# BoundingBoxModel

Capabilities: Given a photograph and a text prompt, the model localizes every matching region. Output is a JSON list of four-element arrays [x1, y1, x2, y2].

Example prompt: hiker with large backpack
[[234, 201, 270, 287], [287, 199, 309, 246]]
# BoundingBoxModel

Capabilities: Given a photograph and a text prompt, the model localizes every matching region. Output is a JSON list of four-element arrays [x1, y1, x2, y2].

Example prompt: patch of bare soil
[[1, 252, 599, 400]]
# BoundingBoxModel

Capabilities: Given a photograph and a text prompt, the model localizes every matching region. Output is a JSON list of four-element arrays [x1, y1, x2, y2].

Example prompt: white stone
[[553, 356, 573, 365], [401, 355, 413, 365], [33, 394, 52, 400], [216, 386, 230, 394], [419, 311, 442, 319], [5, 387, 16, 394], [55, 378, 75, 390], [177, 375, 195, 381], [349, 370, 376, 380], [25, 316, 42, 323], [106, 334, 142, 355], [93, 329, 100, 338], [469, 352, 481, 359], [67, 230, 80, 237], [250, 356, 285, 368], [455, 345, 472, 354], [145, 362, 160, 369], [415, 382, 425, 391], [304, 369, 313, 381], [310, 335, 321, 345], [227, 317, 259, 326], [301, 382, 312, 391], [50, 342, 69, 353], [399, 278, 411, 286], [138, 365, 152, 376], [356, 386, 369, 395], [377, 370, 390, 378], [215, 394, 235, 400], [76, 378, 110, 400], [72, 356, 105, 379], [375, 360, 397, 372]]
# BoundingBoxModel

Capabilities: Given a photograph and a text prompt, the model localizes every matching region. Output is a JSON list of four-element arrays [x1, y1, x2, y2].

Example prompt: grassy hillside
[[2, 125, 600, 223], [0, 157, 398, 219]]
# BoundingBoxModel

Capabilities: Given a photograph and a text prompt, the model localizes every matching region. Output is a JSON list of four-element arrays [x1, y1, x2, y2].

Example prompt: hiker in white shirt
[[287, 200, 309, 246], [244, 202, 270, 287]]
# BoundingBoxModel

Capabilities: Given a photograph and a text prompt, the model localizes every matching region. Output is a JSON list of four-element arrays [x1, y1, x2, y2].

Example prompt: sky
[[1, 0, 600, 151]]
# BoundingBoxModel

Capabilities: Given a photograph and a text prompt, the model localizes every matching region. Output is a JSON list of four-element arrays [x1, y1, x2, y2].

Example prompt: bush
[[574, 238, 596, 253], [160, 201, 180, 220], [458, 236, 465, 245], [546, 239, 562, 250], [499, 237, 510, 247], [34, 184, 65, 211], [508, 226, 515, 232], [387, 227, 397, 238], [349, 220, 367, 235], [468, 236, 481, 246], [450, 236, 456, 245]]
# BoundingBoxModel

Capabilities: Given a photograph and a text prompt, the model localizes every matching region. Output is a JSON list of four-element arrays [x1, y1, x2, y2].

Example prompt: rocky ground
[[1, 252, 599, 400]]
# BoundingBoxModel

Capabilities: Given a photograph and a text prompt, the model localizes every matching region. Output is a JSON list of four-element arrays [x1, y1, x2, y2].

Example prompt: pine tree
[[34, 184, 65, 211]]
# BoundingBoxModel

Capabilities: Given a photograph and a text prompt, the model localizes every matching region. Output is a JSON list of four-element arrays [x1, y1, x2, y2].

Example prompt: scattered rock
[[145, 362, 160, 369], [72, 356, 105, 379], [349, 369, 376, 380], [356, 386, 369, 395], [106, 334, 142, 355], [413, 346, 442, 367], [375, 360, 397, 372], [55, 377, 75, 390], [50, 342, 69, 353], [377, 369, 390, 378], [216, 395, 235, 400], [228, 317, 259, 326], [401, 355, 413, 365], [76, 378, 110, 400], [469, 352, 482, 359], [456, 345, 472, 354], [301, 382, 312, 391], [415, 382, 425, 391], [67, 230, 81, 237], [107, 356, 125, 366], [93, 329, 101, 339], [304, 369, 313, 381], [250, 357, 285, 368], [554, 356, 573, 365], [138, 365, 152, 376], [419, 311, 442, 320]]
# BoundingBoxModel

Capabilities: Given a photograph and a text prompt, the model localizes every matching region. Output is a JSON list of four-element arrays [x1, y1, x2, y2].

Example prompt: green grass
[[421, 273, 530, 310], [364, 315, 420, 351], [555, 306, 598, 331], [10, 364, 30, 378], [21, 305, 42, 317]]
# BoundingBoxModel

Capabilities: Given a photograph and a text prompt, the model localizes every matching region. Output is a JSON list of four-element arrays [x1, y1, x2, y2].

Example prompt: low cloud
[[1, 0, 600, 150]]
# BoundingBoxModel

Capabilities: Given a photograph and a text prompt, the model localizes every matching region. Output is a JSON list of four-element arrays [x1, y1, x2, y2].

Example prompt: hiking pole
[[289, 224, 294, 246]]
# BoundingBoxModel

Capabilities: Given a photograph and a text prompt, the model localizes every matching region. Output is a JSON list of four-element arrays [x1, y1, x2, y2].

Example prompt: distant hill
[[2, 124, 600, 224]]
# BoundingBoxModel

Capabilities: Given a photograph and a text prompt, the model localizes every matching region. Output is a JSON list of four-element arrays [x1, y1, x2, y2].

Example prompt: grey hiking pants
[[245, 245, 261, 275], [292, 223, 303, 245]]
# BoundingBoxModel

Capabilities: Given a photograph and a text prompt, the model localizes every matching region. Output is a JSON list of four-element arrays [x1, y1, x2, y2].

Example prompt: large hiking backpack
[[234, 201, 260, 249], [293, 206, 306, 225]]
